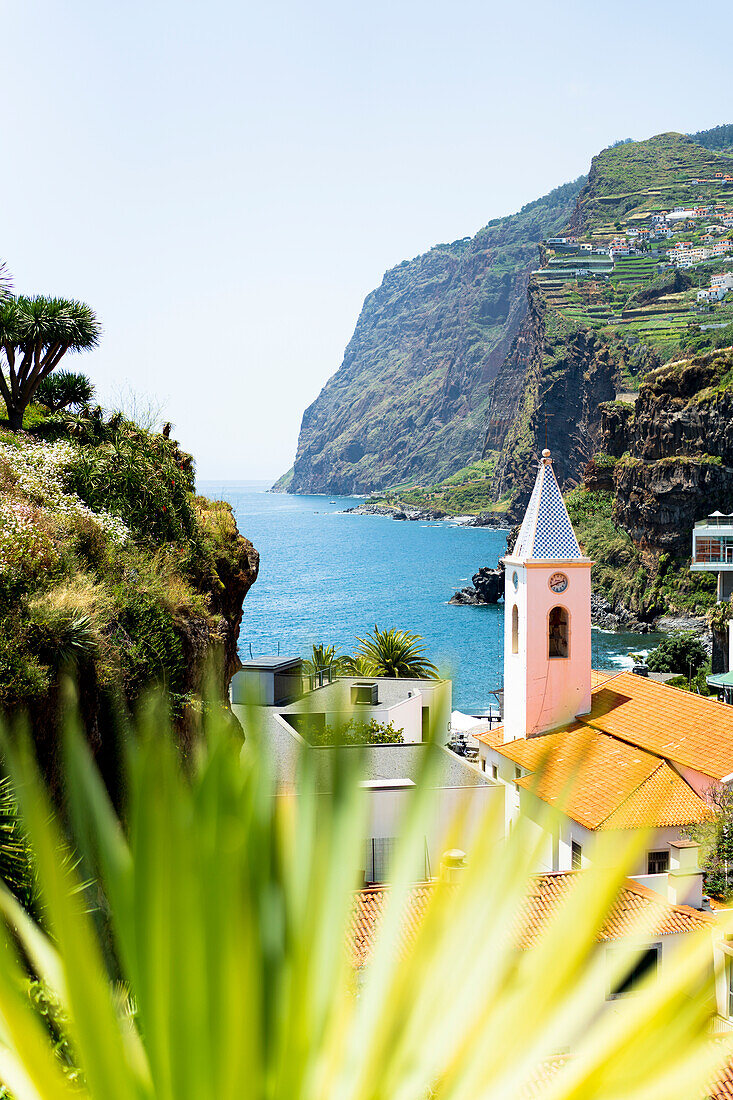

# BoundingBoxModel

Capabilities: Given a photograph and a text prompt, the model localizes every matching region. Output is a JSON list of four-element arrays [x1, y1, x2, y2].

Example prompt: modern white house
[[230, 658, 502, 882], [477, 449, 733, 906]]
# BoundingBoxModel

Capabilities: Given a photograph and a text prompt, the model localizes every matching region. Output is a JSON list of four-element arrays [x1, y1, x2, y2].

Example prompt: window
[[511, 605, 519, 654], [515, 766, 522, 780], [607, 945, 660, 999], [647, 850, 670, 875], [549, 606, 569, 658], [364, 837, 398, 883], [492, 763, 498, 781], [571, 840, 582, 869], [480, 757, 486, 772]]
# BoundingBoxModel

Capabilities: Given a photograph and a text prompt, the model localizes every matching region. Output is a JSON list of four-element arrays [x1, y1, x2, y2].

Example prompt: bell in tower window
[[548, 606, 569, 658]]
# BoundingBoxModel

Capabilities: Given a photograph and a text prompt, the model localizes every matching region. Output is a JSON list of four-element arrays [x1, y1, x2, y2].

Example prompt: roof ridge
[[594, 758, 672, 829]]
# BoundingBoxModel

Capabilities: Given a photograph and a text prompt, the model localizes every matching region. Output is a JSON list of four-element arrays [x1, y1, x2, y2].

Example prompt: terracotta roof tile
[[477, 673, 721, 829], [349, 874, 712, 968], [586, 672, 733, 781]]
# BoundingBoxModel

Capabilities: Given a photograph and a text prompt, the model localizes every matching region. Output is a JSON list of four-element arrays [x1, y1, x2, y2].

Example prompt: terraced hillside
[[483, 131, 733, 512]]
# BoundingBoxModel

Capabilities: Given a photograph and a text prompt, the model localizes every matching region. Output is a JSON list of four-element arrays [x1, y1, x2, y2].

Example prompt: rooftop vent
[[351, 681, 378, 706]]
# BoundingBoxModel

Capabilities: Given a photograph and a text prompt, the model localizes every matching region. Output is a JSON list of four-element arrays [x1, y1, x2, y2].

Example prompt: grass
[[375, 454, 502, 515]]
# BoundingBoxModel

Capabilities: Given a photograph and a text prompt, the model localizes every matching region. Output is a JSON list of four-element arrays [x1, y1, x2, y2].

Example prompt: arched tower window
[[549, 606, 569, 658], [511, 605, 519, 654]]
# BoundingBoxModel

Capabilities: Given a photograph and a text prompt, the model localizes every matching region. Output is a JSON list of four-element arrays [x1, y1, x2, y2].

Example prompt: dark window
[[492, 763, 498, 780], [511, 605, 519, 654], [422, 707, 430, 739], [608, 946, 660, 998], [571, 840, 582, 869], [647, 850, 670, 875], [549, 606, 569, 658], [515, 766, 522, 780], [480, 757, 486, 772]]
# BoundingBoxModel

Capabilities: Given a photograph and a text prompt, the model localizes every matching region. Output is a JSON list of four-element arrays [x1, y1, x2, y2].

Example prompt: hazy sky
[[3, 0, 731, 480]]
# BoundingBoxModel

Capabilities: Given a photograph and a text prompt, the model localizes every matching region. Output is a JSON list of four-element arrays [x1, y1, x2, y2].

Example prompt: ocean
[[198, 481, 660, 714]]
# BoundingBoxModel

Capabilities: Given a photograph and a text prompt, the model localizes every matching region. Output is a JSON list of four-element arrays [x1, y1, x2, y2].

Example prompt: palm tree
[[35, 369, 95, 413], [0, 698, 726, 1099], [353, 624, 439, 678], [303, 643, 350, 675], [0, 296, 100, 430]]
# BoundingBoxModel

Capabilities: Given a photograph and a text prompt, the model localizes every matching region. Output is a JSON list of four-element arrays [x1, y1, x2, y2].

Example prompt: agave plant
[[0, 697, 728, 1099], [352, 624, 440, 678]]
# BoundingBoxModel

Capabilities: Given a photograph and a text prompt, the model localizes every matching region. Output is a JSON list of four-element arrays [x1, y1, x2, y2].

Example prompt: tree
[[686, 783, 733, 898], [35, 370, 95, 413], [0, 296, 100, 431], [303, 643, 350, 676], [352, 624, 439, 678], [646, 630, 707, 675]]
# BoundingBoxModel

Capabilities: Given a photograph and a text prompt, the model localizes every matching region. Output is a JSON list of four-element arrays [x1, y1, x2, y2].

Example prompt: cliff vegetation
[[0, 401, 258, 785]]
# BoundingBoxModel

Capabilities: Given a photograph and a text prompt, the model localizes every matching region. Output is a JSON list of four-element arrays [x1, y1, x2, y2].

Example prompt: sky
[[2, 0, 732, 480]]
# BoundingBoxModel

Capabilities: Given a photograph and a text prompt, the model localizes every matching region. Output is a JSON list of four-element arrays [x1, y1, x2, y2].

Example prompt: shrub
[[646, 631, 708, 675]]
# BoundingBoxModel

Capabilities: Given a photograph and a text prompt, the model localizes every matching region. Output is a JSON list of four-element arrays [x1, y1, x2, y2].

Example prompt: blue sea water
[[198, 481, 659, 713]]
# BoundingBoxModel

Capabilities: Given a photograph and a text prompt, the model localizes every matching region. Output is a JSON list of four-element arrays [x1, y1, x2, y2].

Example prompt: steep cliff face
[[602, 349, 733, 555], [285, 179, 584, 494], [484, 283, 618, 514]]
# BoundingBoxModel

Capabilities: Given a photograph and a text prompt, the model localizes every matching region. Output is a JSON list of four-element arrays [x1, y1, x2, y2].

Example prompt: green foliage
[[381, 456, 501, 515], [36, 371, 95, 414], [0, 697, 726, 1099], [0, 777, 35, 913], [303, 644, 351, 676], [310, 718, 404, 746], [688, 123, 733, 153], [353, 625, 439, 679], [646, 631, 708, 674], [0, 295, 100, 430], [686, 783, 733, 899], [67, 437, 197, 543]]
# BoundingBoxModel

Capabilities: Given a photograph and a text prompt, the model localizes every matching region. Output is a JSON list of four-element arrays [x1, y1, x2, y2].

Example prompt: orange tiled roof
[[349, 874, 712, 968], [492, 725, 708, 830], [713, 1059, 733, 1100], [476, 671, 729, 828]]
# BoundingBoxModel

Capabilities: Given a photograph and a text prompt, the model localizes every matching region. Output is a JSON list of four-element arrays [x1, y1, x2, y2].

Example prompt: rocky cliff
[[281, 179, 584, 495], [483, 283, 618, 515], [602, 349, 733, 555]]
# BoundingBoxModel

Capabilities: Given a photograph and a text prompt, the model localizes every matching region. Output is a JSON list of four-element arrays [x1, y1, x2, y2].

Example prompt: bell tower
[[502, 449, 592, 742]]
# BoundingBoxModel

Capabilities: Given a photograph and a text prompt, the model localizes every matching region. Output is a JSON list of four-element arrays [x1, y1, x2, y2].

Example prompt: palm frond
[[0, 701, 727, 1099]]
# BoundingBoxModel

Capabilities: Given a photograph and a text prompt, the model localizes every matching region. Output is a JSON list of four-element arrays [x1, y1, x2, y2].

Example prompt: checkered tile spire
[[513, 450, 583, 561]]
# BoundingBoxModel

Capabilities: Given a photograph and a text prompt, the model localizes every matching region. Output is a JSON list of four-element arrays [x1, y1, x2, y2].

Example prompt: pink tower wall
[[503, 559, 592, 741]]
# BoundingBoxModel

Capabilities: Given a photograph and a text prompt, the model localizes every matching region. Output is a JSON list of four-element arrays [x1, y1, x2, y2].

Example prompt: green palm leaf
[[0, 700, 728, 1099]]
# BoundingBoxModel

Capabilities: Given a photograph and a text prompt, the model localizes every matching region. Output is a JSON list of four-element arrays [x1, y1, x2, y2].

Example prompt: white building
[[230, 658, 502, 881]]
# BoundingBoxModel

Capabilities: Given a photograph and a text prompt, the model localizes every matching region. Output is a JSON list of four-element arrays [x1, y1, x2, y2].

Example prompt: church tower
[[502, 449, 592, 742]]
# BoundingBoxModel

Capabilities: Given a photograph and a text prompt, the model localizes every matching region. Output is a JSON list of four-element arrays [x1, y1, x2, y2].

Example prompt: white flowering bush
[[0, 440, 128, 578]]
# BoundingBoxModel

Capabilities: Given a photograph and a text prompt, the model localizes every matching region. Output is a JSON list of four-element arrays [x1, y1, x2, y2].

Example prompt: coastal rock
[[450, 566, 505, 606]]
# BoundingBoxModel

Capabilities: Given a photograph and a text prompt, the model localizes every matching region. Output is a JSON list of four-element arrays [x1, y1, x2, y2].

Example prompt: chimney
[[667, 840, 704, 909], [440, 849, 467, 883]]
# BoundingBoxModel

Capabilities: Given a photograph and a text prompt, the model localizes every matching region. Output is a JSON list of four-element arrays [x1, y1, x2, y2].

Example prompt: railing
[[695, 517, 733, 528], [692, 553, 733, 566]]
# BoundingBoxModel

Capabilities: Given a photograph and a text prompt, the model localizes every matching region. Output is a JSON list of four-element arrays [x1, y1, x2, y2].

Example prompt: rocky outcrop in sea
[[450, 566, 505, 605]]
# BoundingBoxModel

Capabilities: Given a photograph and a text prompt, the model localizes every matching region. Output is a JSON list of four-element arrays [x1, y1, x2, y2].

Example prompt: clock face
[[548, 572, 568, 594], [512, 570, 519, 591]]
